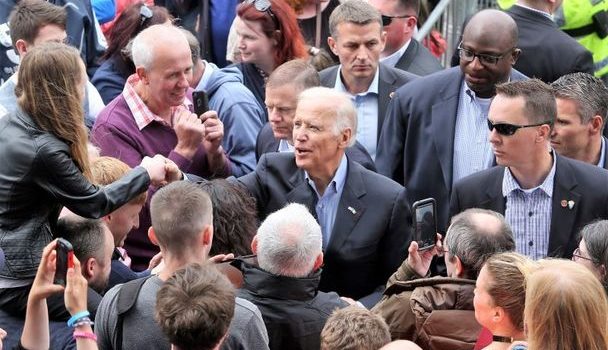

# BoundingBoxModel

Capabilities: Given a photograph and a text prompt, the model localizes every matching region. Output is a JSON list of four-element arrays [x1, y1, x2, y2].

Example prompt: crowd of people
[[0, 0, 607, 349]]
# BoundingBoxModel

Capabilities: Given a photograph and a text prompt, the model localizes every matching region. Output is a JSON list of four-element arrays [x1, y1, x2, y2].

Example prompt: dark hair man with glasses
[[505, 0, 593, 83], [550, 72, 608, 169], [450, 79, 608, 261], [368, 0, 442, 76], [376, 9, 526, 236]]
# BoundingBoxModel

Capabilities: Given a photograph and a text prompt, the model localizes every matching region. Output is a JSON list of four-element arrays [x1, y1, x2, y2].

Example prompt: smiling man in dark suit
[[376, 9, 526, 233], [550, 72, 608, 169], [450, 79, 608, 260], [238, 86, 411, 307], [319, 0, 417, 160]]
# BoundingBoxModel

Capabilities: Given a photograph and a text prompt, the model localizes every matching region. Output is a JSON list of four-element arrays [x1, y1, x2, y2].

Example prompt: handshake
[[139, 155, 183, 187]]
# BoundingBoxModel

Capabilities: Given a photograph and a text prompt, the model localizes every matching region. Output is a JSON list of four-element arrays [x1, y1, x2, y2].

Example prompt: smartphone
[[54, 238, 74, 286], [412, 198, 437, 251], [192, 91, 209, 116]]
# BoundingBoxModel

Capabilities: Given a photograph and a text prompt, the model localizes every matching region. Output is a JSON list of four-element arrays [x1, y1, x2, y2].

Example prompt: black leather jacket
[[0, 109, 150, 279]]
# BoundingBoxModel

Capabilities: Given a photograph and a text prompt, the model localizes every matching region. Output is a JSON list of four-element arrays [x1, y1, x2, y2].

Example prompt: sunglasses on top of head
[[486, 119, 552, 136], [245, 0, 280, 30]]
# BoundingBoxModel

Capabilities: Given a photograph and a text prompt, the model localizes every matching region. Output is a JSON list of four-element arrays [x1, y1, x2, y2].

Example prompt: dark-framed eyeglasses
[[457, 42, 514, 66], [139, 4, 153, 29], [572, 247, 597, 263], [381, 14, 416, 26], [487, 119, 552, 136], [245, 0, 280, 30]]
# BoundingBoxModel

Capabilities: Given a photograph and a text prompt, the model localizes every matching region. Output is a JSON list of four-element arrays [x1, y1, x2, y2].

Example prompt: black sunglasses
[[246, 0, 280, 30], [487, 119, 552, 136], [139, 4, 153, 29], [381, 14, 416, 26]]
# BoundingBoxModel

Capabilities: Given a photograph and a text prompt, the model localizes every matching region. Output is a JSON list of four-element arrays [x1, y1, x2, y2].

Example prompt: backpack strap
[[114, 275, 153, 350]]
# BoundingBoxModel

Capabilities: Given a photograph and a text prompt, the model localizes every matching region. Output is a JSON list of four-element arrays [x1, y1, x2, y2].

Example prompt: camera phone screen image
[[415, 202, 436, 249]]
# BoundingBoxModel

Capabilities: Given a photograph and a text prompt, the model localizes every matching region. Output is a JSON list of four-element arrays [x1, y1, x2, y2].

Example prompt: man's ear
[[102, 215, 111, 225], [14, 39, 28, 57], [82, 257, 96, 279], [313, 252, 324, 271], [201, 224, 213, 246], [510, 48, 521, 65], [328, 36, 338, 56], [136, 66, 149, 84], [589, 115, 604, 136], [536, 124, 551, 143], [251, 236, 259, 255], [338, 128, 352, 149], [148, 227, 159, 246], [454, 255, 464, 278]]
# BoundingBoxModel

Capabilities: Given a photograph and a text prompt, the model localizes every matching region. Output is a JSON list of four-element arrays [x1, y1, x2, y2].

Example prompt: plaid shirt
[[122, 74, 192, 130]]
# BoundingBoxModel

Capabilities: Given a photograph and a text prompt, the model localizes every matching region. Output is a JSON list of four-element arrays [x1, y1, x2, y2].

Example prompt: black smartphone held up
[[412, 198, 437, 251], [54, 238, 74, 286], [192, 91, 209, 116]]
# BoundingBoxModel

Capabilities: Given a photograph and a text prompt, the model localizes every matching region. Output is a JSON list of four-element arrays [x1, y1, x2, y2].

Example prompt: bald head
[[132, 24, 189, 70], [464, 9, 518, 49]]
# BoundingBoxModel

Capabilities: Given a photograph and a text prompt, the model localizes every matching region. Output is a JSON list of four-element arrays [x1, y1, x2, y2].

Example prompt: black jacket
[[0, 108, 150, 279], [236, 260, 347, 350]]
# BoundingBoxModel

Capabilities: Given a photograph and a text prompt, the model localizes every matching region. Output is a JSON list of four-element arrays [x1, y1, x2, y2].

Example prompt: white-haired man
[[237, 87, 412, 307], [91, 24, 230, 271], [235, 203, 347, 350]]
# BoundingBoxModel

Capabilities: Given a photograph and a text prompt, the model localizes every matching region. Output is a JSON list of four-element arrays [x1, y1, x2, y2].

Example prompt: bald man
[[376, 9, 527, 234], [91, 24, 230, 270]]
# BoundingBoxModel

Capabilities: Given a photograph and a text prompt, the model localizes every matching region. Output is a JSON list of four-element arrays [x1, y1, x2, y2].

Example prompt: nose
[[469, 56, 484, 70], [268, 107, 281, 122], [488, 127, 500, 144]]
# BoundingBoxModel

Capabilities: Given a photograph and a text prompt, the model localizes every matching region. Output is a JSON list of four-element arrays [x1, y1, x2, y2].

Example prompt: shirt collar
[[123, 73, 193, 130], [305, 154, 348, 197], [597, 137, 606, 167], [196, 60, 215, 92], [334, 66, 379, 96], [502, 150, 557, 197], [278, 139, 294, 153], [380, 39, 411, 68]]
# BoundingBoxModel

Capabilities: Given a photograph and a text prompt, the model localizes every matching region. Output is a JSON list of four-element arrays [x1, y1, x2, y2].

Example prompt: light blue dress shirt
[[502, 151, 556, 260], [334, 68, 380, 159], [452, 82, 495, 185], [305, 155, 348, 248], [380, 40, 410, 68], [597, 137, 606, 167]]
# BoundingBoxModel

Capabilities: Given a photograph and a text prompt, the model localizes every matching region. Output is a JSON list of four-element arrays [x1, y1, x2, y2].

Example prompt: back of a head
[[91, 156, 146, 205], [266, 59, 320, 92], [483, 252, 536, 332], [256, 203, 322, 278], [525, 259, 608, 350], [180, 28, 201, 65], [56, 215, 107, 266], [551, 72, 608, 126], [495, 79, 557, 125], [446, 209, 515, 279], [156, 263, 236, 350], [329, 0, 382, 38], [197, 180, 256, 257], [16, 42, 90, 178], [8, 0, 66, 47], [150, 181, 212, 254], [320, 305, 391, 350]]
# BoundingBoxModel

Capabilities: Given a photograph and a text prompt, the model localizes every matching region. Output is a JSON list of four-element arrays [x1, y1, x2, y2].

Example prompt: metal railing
[[415, 0, 500, 67]]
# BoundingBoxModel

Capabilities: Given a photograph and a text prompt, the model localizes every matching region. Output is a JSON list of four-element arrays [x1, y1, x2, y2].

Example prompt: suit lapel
[[431, 69, 462, 190], [395, 40, 417, 72], [327, 161, 366, 252], [549, 157, 580, 257], [482, 168, 506, 213], [285, 169, 318, 217]]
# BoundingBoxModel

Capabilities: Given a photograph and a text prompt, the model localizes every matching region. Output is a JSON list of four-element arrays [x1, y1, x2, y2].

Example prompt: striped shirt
[[452, 82, 495, 185], [502, 154, 556, 260]]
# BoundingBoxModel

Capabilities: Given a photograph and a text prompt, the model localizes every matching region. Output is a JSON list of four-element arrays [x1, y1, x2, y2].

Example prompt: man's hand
[[208, 253, 235, 264], [163, 158, 182, 184], [29, 240, 65, 302], [140, 155, 168, 187], [148, 252, 163, 271], [64, 256, 88, 316], [200, 111, 223, 154], [173, 107, 205, 160], [407, 234, 443, 277]]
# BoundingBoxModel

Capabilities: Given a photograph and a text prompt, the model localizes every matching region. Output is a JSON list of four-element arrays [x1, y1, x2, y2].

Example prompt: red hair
[[237, 0, 308, 68]]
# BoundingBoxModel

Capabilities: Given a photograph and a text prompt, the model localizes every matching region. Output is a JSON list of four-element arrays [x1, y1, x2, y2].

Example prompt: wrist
[[174, 145, 196, 160]]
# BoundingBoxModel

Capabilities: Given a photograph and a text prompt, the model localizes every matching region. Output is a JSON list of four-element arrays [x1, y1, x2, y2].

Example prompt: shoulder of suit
[[557, 154, 608, 179], [348, 159, 404, 191], [393, 66, 461, 97], [455, 166, 504, 189], [319, 65, 339, 81]]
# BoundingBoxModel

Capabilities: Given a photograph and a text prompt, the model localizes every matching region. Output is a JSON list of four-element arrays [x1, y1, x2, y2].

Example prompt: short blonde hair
[[321, 306, 391, 350], [525, 259, 608, 350], [91, 156, 147, 205]]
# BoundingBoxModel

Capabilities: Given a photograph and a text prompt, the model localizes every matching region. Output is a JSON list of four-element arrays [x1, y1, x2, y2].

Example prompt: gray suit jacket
[[375, 66, 527, 232], [236, 152, 412, 306], [319, 63, 418, 140], [394, 39, 443, 76]]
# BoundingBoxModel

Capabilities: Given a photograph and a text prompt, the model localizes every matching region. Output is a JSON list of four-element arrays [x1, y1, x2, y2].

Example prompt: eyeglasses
[[487, 119, 552, 136], [245, 0, 280, 30], [457, 42, 514, 66], [139, 4, 153, 29], [381, 14, 416, 26], [572, 247, 597, 263]]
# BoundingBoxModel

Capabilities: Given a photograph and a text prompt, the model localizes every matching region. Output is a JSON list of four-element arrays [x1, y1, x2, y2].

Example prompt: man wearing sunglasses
[[377, 9, 525, 235], [450, 79, 608, 261], [368, 0, 442, 76], [550, 72, 608, 169], [320, 0, 417, 160]]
